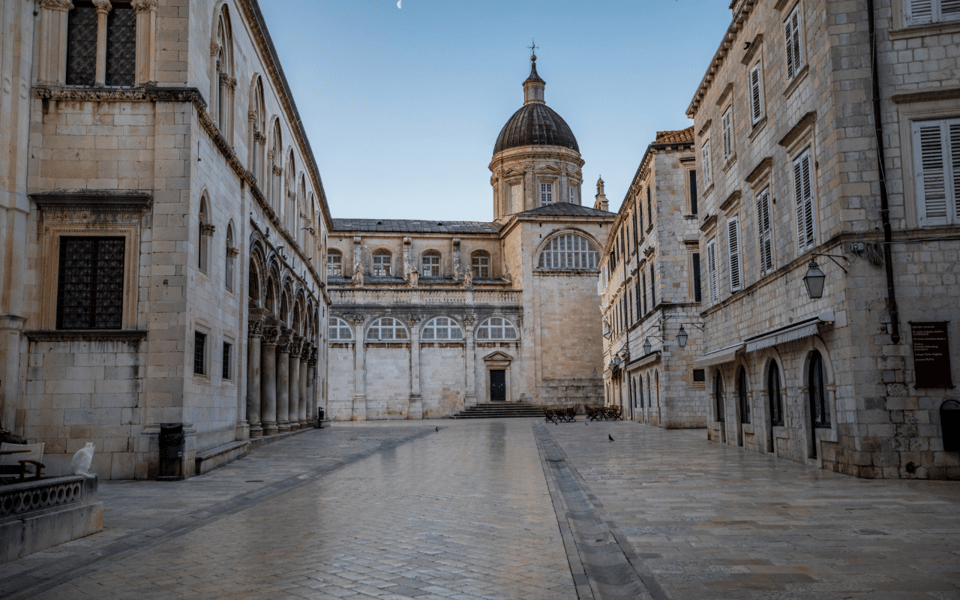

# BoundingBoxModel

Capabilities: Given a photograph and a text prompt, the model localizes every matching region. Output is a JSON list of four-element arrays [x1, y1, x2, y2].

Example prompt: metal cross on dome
[[529, 40, 538, 57]]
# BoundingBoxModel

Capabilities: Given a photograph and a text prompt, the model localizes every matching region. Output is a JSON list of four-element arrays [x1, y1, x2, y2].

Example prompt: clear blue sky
[[258, 1, 732, 222]]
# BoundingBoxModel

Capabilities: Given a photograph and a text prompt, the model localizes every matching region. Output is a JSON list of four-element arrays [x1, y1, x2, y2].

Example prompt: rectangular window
[[727, 217, 742, 292], [637, 197, 644, 238], [757, 187, 775, 273], [693, 252, 702, 303], [222, 342, 232, 380], [327, 253, 342, 276], [635, 279, 642, 315], [372, 253, 392, 276], [792, 148, 817, 251], [632, 213, 638, 247], [539, 182, 553, 205], [646, 188, 653, 232], [471, 254, 491, 278], [707, 239, 719, 303], [66, 4, 98, 86], [56, 236, 125, 330], [628, 289, 633, 325], [511, 184, 522, 212], [701, 139, 713, 189], [689, 169, 699, 215], [749, 62, 765, 125], [913, 118, 960, 226], [693, 369, 706, 382], [569, 187, 575, 203], [784, 4, 805, 81], [650, 264, 656, 307], [194, 331, 207, 376], [641, 271, 648, 314], [105, 4, 136, 87], [905, 0, 960, 25], [421, 253, 441, 277], [722, 107, 734, 162]]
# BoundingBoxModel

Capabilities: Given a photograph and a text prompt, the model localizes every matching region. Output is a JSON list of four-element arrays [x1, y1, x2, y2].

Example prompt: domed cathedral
[[324, 53, 614, 421]]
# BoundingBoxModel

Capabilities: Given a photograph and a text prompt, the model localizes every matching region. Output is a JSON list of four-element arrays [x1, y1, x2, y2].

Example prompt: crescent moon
[[397, 0, 401, 7]]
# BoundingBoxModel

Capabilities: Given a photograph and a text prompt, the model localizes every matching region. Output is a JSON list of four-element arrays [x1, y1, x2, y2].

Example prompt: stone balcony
[[330, 287, 523, 308]]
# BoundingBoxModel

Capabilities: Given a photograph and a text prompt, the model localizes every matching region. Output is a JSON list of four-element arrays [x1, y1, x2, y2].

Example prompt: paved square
[[2, 420, 959, 599]]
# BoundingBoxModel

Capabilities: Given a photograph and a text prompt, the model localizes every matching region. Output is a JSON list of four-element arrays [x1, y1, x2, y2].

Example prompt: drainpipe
[[868, 0, 901, 344]]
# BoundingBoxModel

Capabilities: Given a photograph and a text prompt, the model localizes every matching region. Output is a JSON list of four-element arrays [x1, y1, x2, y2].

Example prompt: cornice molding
[[30, 190, 153, 213], [24, 330, 148, 343]]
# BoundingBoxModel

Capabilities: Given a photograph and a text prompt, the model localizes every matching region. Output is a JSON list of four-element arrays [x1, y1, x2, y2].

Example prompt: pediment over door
[[483, 350, 513, 369]]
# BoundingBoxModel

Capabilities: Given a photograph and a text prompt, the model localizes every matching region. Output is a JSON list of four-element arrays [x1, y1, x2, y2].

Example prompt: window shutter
[[906, 0, 934, 25], [951, 122, 960, 222], [650, 265, 656, 307], [943, 0, 960, 19], [727, 218, 742, 292], [784, 7, 803, 79], [722, 108, 733, 161], [693, 253, 702, 303], [757, 187, 774, 273], [702, 140, 712, 189], [749, 64, 764, 124], [784, 13, 796, 79], [793, 150, 815, 249], [914, 122, 948, 225], [707, 240, 718, 303], [642, 271, 647, 313]]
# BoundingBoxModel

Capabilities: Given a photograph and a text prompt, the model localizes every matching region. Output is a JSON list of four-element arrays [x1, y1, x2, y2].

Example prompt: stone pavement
[[2, 419, 959, 600]]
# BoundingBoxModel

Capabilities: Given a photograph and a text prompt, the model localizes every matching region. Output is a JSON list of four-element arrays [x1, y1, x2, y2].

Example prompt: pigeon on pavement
[[608, 434, 614, 442]]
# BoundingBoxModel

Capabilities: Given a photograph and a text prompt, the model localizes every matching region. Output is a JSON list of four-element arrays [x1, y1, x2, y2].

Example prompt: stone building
[[599, 128, 708, 428], [0, 0, 330, 479], [325, 54, 614, 420], [688, 0, 960, 478]]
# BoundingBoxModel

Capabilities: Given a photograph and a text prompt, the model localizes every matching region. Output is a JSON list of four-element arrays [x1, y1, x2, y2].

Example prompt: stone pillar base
[[249, 425, 264, 439], [263, 422, 278, 436]]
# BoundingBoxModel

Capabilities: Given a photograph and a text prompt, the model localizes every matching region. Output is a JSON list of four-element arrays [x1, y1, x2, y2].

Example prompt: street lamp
[[643, 338, 652, 355], [677, 325, 689, 348], [803, 260, 826, 299]]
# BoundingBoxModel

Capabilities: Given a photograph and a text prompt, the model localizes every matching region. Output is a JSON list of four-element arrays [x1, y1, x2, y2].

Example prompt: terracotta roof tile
[[654, 126, 695, 145]]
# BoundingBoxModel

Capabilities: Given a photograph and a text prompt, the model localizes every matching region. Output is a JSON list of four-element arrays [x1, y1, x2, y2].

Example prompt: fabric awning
[[744, 311, 834, 353], [692, 343, 744, 369]]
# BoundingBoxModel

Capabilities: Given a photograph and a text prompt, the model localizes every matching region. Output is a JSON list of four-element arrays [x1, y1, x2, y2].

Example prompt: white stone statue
[[71, 442, 96, 477]]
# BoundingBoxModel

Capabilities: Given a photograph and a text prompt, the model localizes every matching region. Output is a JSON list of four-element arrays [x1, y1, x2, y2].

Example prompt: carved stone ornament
[[408, 270, 419, 287], [349, 314, 366, 325], [273, 165, 283, 176], [39, 0, 75, 11], [352, 262, 364, 287], [92, 0, 112, 14], [277, 333, 292, 354], [463, 269, 474, 288], [408, 315, 423, 325], [462, 315, 477, 326], [227, 246, 240, 258], [248, 319, 264, 337], [201, 223, 216, 236], [262, 326, 281, 345], [131, 0, 159, 12], [210, 41, 221, 57]]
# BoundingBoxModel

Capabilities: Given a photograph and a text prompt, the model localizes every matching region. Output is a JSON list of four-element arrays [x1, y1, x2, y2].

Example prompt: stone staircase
[[450, 402, 544, 419]]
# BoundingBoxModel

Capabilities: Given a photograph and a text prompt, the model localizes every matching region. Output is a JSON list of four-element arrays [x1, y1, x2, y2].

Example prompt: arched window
[[421, 317, 463, 341], [284, 152, 296, 231], [737, 366, 750, 424], [225, 223, 236, 292], [809, 350, 829, 428], [632, 376, 638, 408], [250, 77, 266, 183], [372, 251, 392, 276], [66, 0, 136, 87], [714, 371, 725, 423], [328, 317, 353, 341], [366, 317, 408, 341], [213, 8, 234, 140], [198, 198, 211, 273], [538, 233, 599, 270], [327, 249, 343, 277], [421, 251, 441, 277], [638, 375, 644, 408], [768, 362, 784, 427], [654, 370, 660, 406], [476, 317, 519, 341], [471, 251, 491, 278], [270, 124, 282, 211]]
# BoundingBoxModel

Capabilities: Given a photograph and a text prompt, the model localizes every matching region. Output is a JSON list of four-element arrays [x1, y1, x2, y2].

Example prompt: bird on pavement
[[435, 427, 439, 432], [608, 434, 614, 442]]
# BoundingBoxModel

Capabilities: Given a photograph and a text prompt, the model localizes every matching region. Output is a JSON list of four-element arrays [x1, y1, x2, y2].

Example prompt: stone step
[[450, 403, 545, 419]]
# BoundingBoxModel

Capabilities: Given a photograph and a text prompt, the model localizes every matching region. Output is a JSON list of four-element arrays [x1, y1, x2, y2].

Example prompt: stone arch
[[248, 240, 267, 308], [292, 289, 306, 336], [284, 150, 296, 232], [800, 337, 838, 461], [269, 119, 283, 212], [420, 316, 465, 341], [210, 3, 235, 140], [225, 219, 237, 292]]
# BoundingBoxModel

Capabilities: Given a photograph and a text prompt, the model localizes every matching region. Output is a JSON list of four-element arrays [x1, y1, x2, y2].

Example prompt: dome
[[493, 103, 580, 155]]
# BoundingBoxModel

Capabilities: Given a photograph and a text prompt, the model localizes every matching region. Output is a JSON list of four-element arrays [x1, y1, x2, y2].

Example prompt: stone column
[[246, 317, 264, 438], [288, 336, 303, 431], [260, 325, 280, 435], [132, 0, 158, 84], [408, 316, 422, 419], [38, 0, 74, 85], [307, 348, 318, 426], [92, 0, 111, 86], [276, 330, 292, 433], [299, 345, 309, 427], [463, 315, 477, 407], [351, 315, 367, 421], [452, 238, 463, 280]]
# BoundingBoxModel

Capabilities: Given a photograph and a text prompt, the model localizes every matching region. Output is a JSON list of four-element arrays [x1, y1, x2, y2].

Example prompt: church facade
[[325, 55, 614, 420]]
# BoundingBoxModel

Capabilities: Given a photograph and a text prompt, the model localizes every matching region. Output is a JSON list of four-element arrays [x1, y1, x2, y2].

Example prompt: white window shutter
[[906, 0, 934, 24], [727, 218, 742, 292], [914, 122, 949, 226], [943, 0, 960, 19], [784, 7, 803, 79], [707, 239, 718, 303], [801, 152, 815, 248], [784, 13, 796, 79], [702, 140, 712, 188], [749, 64, 764, 124]]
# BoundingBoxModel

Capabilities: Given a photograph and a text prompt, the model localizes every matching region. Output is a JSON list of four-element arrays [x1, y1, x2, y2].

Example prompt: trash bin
[[317, 407, 325, 429], [158, 422, 185, 481]]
